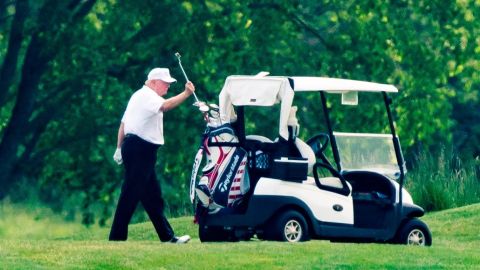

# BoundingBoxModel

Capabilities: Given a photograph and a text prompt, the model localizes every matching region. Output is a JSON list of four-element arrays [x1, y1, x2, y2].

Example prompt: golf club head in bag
[[206, 104, 221, 127]]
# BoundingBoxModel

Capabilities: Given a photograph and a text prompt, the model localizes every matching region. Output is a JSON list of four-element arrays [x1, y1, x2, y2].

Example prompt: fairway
[[1, 204, 479, 269]]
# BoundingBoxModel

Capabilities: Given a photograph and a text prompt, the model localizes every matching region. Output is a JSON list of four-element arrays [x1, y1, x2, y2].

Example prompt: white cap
[[147, 68, 177, 83]]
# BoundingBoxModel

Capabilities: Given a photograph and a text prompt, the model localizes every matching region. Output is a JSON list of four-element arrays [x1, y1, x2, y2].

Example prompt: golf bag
[[190, 122, 250, 213]]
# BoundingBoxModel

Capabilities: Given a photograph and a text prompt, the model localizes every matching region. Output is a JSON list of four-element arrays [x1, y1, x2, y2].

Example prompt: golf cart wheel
[[396, 219, 432, 246], [267, 210, 310, 242]]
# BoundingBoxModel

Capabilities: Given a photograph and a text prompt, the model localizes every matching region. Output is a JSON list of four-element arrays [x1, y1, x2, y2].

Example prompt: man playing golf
[[110, 67, 193, 243]]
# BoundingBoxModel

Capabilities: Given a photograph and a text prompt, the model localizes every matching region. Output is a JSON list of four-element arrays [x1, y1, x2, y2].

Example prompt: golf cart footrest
[[270, 157, 308, 182]]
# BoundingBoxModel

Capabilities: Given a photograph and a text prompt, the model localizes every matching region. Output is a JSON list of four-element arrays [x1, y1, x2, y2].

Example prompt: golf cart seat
[[294, 138, 316, 174]]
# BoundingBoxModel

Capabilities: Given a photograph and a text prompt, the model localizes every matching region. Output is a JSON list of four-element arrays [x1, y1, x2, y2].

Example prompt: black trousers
[[109, 134, 174, 241]]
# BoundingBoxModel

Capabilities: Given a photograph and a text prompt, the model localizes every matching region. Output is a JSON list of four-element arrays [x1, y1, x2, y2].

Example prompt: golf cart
[[192, 75, 432, 246]]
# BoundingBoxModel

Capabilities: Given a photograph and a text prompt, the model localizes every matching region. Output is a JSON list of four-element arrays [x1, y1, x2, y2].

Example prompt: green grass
[[406, 149, 479, 212], [1, 203, 480, 269]]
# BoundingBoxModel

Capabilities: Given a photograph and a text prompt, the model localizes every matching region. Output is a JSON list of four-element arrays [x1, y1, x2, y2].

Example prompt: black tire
[[199, 225, 236, 242], [265, 210, 310, 242], [396, 219, 432, 246]]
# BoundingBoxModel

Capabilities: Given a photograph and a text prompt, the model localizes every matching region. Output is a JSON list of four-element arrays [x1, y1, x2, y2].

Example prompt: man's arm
[[113, 122, 125, 165], [160, 82, 195, 112], [117, 122, 125, 148]]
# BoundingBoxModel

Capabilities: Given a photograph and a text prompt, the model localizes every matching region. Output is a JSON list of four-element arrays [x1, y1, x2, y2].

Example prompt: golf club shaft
[[176, 55, 201, 103], [178, 60, 189, 82]]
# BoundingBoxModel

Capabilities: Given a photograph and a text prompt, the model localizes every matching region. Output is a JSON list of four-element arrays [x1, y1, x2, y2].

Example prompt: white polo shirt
[[122, 85, 165, 145]]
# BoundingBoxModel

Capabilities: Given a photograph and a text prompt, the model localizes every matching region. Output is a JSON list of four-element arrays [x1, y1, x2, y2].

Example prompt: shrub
[[406, 148, 479, 212]]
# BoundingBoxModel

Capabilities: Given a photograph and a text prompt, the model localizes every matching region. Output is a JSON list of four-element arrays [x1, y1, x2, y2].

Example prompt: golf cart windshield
[[334, 132, 401, 180]]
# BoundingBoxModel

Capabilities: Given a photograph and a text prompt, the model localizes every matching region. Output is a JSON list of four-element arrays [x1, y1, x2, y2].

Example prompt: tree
[[0, 0, 97, 198]]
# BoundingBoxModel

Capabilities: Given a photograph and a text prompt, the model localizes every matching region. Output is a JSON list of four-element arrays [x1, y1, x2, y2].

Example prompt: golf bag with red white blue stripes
[[190, 122, 250, 214]]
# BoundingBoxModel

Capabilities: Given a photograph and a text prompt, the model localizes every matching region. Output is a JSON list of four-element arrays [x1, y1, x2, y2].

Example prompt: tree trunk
[[0, 0, 98, 199], [0, 34, 49, 199], [0, 0, 28, 106]]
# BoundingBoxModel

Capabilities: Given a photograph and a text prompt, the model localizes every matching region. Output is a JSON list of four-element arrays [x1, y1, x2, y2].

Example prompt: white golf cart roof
[[219, 75, 398, 139], [291, 76, 398, 93]]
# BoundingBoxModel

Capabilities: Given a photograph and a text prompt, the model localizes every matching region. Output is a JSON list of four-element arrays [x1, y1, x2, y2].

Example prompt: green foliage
[[406, 148, 480, 211]]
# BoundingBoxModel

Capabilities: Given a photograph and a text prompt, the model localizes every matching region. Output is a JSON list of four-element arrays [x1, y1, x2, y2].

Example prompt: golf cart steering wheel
[[306, 133, 330, 157]]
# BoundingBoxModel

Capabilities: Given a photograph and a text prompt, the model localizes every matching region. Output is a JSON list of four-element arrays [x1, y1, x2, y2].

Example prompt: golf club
[[174, 52, 209, 113]]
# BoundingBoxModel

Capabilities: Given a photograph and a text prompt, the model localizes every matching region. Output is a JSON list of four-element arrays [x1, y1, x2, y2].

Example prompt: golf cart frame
[[196, 75, 432, 245]]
